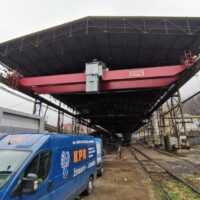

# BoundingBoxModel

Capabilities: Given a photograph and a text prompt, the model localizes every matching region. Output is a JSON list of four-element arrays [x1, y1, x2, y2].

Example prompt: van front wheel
[[85, 177, 93, 195]]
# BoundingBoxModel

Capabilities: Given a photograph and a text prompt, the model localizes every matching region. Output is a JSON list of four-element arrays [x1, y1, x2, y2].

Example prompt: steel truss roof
[[1, 16, 200, 137]]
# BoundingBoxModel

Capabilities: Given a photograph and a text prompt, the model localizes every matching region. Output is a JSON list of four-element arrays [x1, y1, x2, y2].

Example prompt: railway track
[[130, 146, 200, 200]]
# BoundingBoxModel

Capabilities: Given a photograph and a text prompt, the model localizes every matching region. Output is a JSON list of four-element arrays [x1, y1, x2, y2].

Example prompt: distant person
[[118, 145, 122, 160]]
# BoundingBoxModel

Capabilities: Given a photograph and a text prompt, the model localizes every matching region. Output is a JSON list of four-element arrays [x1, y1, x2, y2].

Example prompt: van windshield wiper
[[0, 171, 12, 175], [0, 165, 12, 175]]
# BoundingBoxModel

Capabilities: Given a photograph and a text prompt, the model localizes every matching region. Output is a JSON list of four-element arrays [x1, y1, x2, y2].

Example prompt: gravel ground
[[77, 145, 200, 199], [135, 145, 200, 174], [176, 145, 200, 165], [134, 145, 200, 191]]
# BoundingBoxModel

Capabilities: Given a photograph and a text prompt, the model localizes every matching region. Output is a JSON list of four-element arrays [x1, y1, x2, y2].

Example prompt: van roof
[[0, 134, 7, 140], [0, 133, 95, 151]]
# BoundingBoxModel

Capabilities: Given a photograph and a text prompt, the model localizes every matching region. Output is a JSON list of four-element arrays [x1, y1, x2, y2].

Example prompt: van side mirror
[[21, 173, 38, 195]]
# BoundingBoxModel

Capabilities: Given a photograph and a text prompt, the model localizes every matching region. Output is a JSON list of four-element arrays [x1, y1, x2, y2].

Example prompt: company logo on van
[[61, 151, 70, 179], [73, 149, 87, 163]]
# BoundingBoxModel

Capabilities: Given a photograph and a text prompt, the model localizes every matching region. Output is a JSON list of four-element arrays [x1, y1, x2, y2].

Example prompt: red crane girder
[[18, 65, 186, 94]]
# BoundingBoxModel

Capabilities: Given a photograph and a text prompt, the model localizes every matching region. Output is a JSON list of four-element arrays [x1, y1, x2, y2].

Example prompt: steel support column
[[158, 91, 188, 149], [33, 99, 42, 116], [57, 102, 64, 133]]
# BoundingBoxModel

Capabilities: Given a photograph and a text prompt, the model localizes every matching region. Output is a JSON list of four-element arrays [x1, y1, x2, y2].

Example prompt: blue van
[[0, 133, 98, 200]]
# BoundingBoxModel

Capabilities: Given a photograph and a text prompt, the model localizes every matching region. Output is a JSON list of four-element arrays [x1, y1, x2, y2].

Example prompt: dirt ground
[[80, 147, 156, 200], [135, 145, 200, 175]]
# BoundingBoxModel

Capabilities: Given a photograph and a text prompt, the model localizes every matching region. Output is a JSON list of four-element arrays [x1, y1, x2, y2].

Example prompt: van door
[[11, 151, 53, 200]]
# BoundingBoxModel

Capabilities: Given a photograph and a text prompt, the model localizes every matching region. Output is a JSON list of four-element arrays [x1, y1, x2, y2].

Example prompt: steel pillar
[[33, 99, 42, 116], [161, 91, 188, 148], [157, 106, 166, 146], [57, 102, 64, 133], [72, 117, 80, 135]]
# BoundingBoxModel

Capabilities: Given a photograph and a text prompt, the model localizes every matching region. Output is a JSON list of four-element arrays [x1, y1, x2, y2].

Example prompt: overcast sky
[[1, 0, 200, 42], [0, 0, 200, 122]]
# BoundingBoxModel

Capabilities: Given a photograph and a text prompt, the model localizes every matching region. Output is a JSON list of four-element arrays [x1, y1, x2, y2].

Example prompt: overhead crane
[[1, 16, 200, 142]]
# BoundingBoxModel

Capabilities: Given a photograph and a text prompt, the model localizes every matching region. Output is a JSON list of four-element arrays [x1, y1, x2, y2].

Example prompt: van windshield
[[0, 150, 30, 190]]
